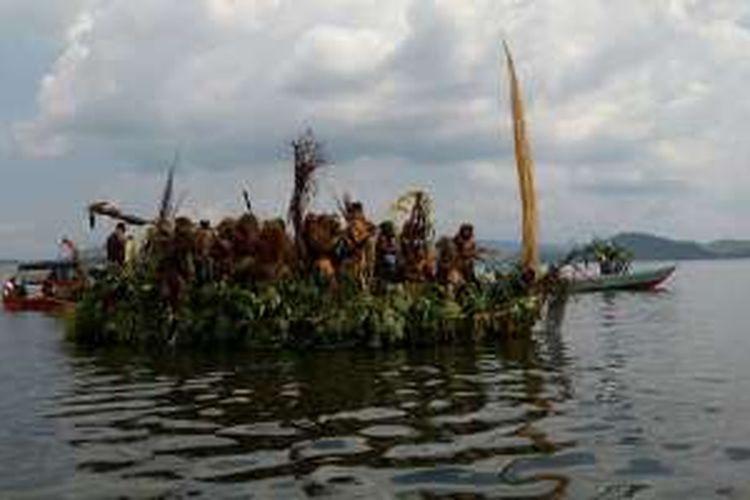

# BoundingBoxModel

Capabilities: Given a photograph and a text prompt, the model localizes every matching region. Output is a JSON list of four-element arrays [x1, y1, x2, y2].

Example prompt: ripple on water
[[399, 401, 419, 411], [137, 416, 221, 432], [150, 435, 237, 454], [69, 427, 150, 445], [192, 450, 291, 481], [198, 408, 225, 418], [119, 454, 190, 481], [218, 422, 301, 439], [56, 393, 123, 406], [292, 437, 371, 460], [384, 427, 532, 462], [592, 482, 652, 499], [615, 457, 674, 477], [724, 447, 750, 462], [359, 425, 419, 439], [45, 475, 187, 500], [501, 451, 597, 482], [56, 408, 159, 428], [431, 402, 531, 427], [76, 443, 153, 472], [390, 465, 563, 498], [218, 396, 252, 405], [46, 399, 157, 418], [91, 380, 175, 394], [395, 388, 419, 397], [427, 399, 452, 412], [74, 374, 125, 388], [453, 390, 480, 399], [423, 378, 444, 388], [662, 442, 694, 452], [181, 376, 224, 389], [11, 261, 750, 497], [412, 365, 442, 376], [302, 465, 382, 498], [320, 407, 407, 423], [194, 394, 220, 402], [566, 421, 615, 435]]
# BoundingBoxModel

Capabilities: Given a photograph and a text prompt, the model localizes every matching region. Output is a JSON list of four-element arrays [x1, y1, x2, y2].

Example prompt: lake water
[[2, 260, 750, 498]]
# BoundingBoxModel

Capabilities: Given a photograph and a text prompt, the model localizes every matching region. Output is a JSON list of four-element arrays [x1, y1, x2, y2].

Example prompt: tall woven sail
[[503, 42, 539, 274]]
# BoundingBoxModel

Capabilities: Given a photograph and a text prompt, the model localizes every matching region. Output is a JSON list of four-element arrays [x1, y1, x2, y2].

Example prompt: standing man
[[375, 221, 400, 283], [343, 201, 376, 288], [194, 219, 216, 284], [106, 222, 127, 265], [453, 223, 478, 283]]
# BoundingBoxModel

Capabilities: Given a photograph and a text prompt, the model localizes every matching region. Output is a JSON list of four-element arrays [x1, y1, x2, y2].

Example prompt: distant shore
[[483, 232, 750, 263]]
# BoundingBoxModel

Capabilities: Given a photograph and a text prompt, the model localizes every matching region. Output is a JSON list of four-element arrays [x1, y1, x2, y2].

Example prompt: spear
[[242, 188, 252, 213], [157, 151, 179, 222]]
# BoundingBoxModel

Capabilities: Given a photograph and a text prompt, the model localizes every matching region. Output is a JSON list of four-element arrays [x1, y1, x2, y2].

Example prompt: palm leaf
[[503, 41, 539, 275]]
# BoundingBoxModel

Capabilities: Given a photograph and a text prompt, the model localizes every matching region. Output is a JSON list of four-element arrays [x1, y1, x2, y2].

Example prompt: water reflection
[[42, 332, 575, 498], [11, 261, 750, 497]]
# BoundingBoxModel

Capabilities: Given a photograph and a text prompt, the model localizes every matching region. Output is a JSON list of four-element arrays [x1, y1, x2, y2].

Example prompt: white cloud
[[9, 0, 750, 244]]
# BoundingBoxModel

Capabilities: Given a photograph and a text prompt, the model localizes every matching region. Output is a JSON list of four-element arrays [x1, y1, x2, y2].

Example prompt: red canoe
[[2, 294, 75, 313], [3, 260, 81, 313]]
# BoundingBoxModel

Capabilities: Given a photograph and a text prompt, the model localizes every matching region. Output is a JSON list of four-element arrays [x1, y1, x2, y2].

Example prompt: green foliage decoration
[[68, 262, 545, 350]]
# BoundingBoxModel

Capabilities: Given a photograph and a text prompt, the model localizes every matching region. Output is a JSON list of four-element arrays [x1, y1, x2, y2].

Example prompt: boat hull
[[2, 295, 75, 313], [568, 266, 675, 293]]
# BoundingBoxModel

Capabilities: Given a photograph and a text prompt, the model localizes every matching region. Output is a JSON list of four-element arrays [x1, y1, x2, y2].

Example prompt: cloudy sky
[[1, 0, 749, 257]]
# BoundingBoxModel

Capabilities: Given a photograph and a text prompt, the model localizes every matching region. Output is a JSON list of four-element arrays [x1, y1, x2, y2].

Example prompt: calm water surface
[[2, 260, 750, 499]]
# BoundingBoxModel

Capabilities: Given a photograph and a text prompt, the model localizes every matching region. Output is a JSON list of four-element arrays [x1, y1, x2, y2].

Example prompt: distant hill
[[611, 232, 750, 261], [704, 239, 750, 258], [483, 233, 750, 263], [479, 240, 567, 263], [611, 233, 714, 260]]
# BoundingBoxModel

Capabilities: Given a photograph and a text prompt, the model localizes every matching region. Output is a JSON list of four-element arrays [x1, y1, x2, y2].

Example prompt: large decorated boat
[[66, 44, 558, 349]]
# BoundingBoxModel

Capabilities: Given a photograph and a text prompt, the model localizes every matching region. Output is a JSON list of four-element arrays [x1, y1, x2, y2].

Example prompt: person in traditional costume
[[375, 221, 400, 283], [106, 223, 127, 265], [342, 201, 376, 288], [453, 223, 478, 283], [194, 220, 216, 284], [436, 236, 463, 287], [302, 213, 341, 281]]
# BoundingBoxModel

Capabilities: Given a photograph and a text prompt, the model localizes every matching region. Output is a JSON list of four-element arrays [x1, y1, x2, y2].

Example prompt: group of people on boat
[[105, 222, 138, 266], [102, 196, 481, 300]]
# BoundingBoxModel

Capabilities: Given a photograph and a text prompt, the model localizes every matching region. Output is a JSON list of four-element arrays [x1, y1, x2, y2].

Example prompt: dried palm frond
[[392, 190, 434, 243], [87, 201, 151, 229], [288, 129, 327, 254], [503, 41, 539, 275], [242, 188, 252, 213], [336, 192, 353, 219], [157, 160, 177, 222]]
